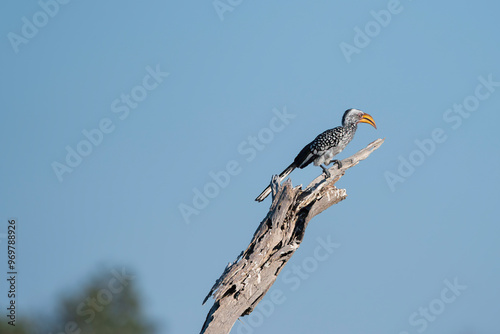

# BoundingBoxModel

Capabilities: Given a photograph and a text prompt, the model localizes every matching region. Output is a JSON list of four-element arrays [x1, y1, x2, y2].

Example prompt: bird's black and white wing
[[294, 126, 345, 168]]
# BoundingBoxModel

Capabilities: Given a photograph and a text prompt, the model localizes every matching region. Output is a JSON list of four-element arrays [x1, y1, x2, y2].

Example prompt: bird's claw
[[321, 165, 331, 178], [331, 160, 342, 169]]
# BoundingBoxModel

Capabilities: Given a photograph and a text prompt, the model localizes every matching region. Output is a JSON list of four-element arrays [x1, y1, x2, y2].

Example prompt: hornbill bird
[[255, 108, 377, 202]]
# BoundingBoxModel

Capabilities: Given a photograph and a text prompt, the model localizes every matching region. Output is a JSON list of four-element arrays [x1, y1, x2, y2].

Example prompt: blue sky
[[2, 1, 500, 333]]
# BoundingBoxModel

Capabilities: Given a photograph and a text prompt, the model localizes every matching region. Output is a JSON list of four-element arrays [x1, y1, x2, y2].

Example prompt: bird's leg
[[331, 159, 342, 169], [320, 164, 331, 178]]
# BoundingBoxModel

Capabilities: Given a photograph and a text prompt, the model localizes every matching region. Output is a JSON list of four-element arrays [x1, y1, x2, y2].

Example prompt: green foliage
[[49, 269, 156, 334], [0, 320, 34, 334], [0, 268, 158, 334]]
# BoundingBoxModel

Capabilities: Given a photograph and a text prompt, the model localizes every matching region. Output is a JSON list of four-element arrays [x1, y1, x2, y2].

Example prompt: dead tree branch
[[200, 138, 385, 334]]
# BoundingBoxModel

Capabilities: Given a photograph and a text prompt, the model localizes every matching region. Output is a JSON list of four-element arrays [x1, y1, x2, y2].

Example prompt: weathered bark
[[200, 138, 385, 334]]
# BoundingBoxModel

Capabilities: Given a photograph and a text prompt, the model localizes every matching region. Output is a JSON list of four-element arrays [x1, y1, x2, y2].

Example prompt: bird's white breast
[[313, 144, 346, 166]]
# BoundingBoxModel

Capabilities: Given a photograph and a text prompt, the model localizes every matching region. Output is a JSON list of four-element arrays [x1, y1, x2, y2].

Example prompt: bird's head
[[342, 109, 377, 129]]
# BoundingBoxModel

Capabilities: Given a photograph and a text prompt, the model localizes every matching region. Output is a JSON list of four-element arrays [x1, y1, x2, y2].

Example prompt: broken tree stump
[[200, 138, 385, 334]]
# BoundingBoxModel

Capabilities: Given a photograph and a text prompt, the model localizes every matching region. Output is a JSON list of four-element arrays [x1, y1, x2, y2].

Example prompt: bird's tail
[[255, 163, 296, 202]]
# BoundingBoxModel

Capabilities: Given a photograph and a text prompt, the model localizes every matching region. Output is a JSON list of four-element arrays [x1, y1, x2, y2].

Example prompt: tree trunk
[[200, 138, 385, 334]]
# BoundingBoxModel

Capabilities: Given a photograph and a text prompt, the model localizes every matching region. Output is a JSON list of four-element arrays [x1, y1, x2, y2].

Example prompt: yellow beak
[[359, 113, 377, 129]]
